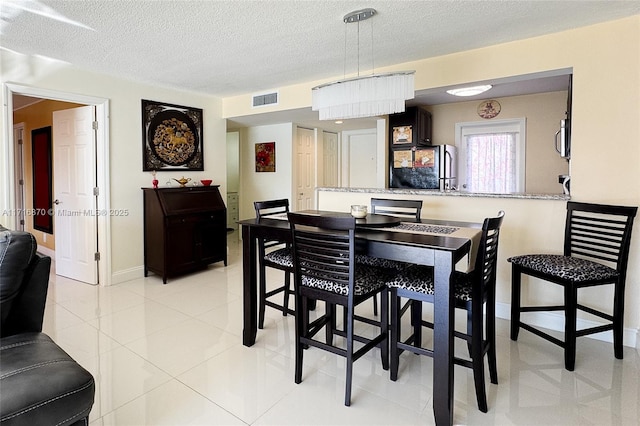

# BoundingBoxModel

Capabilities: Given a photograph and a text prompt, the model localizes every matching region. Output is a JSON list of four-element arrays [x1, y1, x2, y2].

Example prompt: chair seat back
[[288, 213, 356, 296], [565, 201, 637, 279], [370, 198, 422, 221]]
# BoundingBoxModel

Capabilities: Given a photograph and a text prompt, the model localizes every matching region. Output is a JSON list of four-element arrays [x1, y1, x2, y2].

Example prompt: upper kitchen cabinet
[[389, 106, 432, 146]]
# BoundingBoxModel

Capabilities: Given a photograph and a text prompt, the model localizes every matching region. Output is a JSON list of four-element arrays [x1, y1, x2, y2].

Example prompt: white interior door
[[342, 129, 377, 188], [322, 131, 339, 187], [53, 105, 98, 284], [294, 127, 316, 210]]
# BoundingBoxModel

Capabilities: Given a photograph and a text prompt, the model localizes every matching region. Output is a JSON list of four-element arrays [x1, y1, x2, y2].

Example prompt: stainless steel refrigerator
[[390, 144, 457, 190]]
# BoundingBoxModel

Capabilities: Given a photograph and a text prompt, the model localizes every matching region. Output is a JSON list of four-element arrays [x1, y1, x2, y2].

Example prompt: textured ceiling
[[3, 1, 639, 131], [3, 0, 639, 98]]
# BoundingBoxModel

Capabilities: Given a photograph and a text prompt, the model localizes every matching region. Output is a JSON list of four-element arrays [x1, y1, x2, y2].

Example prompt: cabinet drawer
[[167, 215, 200, 226]]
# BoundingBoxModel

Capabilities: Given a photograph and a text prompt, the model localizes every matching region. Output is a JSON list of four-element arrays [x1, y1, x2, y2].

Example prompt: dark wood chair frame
[[288, 212, 389, 406], [254, 199, 295, 329], [370, 198, 423, 221], [368, 198, 423, 316], [389, 211, 505, 413], [510, 201, 637, 371]]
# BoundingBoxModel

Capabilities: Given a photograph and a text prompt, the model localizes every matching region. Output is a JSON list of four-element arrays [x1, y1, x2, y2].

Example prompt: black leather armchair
[[0, 225, 95, 425]]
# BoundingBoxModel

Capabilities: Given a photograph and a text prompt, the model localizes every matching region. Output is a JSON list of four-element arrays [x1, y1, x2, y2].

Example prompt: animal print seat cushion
[[264, 247, 293, 268], [301, 264, 390, 296], [386, 265, 474, 301], [507, 254, 618, 282], [355, 254, 410, 270]]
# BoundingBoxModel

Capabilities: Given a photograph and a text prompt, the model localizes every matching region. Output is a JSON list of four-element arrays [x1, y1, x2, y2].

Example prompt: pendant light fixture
[[312, 8, 415, 121]]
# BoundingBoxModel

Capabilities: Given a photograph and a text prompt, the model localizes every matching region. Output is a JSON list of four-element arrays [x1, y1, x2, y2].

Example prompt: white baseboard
[[36, 245, 55, 258], [110, 265, 144, 285], [495, 302, 638, 349]]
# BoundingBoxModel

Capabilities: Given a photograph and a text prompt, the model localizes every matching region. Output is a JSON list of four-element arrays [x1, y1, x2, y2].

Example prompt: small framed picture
[[255, 142, 276, 172], [393, 150, 413, 168], [392, 126, 412, 144], [414, 149, 435, 168]]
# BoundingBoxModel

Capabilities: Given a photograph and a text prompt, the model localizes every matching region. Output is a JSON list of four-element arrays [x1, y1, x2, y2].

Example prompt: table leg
[[433, 250, 455, 426], [242, 224, 258, 346]]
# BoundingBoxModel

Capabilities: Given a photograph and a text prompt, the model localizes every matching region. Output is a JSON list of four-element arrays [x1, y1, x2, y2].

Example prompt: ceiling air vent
[[252, 91, 278, 108]]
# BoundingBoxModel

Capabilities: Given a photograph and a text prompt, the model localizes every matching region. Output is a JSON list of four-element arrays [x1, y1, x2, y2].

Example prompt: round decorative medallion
[[477, 100, 501, 119], [148, 110, 198, 166]]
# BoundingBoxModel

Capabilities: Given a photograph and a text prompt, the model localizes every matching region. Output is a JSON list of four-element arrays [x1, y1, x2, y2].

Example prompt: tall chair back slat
[[565, 202, 637, 272], [370, 198, 423, 221], [290, 215, 354, 290]]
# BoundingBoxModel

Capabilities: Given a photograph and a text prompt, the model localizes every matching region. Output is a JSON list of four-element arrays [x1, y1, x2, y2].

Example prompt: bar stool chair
[[288, 212, 392, 406], [357, 198, 423, 315], [509, 201, 637, 371], [387, 211, 505, 413], [254, 199, 295, 329]]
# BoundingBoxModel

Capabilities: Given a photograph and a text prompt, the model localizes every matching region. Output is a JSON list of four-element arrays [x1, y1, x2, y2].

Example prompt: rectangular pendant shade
[[312, 71, 415, 120]]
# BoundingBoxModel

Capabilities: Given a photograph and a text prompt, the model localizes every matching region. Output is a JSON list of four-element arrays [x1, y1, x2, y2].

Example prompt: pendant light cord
[[370, 18, 375, 75], [357, 20, 360, 77]]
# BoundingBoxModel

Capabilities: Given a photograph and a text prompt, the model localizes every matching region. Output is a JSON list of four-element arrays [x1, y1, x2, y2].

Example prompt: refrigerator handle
[[442, 149, 457, 190]]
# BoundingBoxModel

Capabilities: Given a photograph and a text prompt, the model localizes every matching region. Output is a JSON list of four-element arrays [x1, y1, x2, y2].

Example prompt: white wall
[[1, 51, 226, 283], [226, 131, 240, 193], [238, 123, 294, 221]]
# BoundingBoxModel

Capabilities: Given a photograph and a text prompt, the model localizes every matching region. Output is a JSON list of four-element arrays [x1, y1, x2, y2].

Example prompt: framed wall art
[[392, 125, 412, 144], [393, 150, 413, 168], [142, 99, 203, 171], [414, 148, 435, 168], [255, 142, 276, 172], [31, 126, 53, 234]]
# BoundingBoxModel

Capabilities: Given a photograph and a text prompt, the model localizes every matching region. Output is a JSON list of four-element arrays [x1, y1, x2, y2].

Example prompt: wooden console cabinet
[[142, 186, 227, 283]]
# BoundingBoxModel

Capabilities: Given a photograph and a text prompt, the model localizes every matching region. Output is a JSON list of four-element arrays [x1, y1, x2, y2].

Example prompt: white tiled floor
[[42, 232, 640, 425]]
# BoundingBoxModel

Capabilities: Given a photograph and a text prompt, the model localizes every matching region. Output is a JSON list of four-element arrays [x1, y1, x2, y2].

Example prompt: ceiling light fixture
[[446, 85, 492, 97], [312, 8, 415, 121]]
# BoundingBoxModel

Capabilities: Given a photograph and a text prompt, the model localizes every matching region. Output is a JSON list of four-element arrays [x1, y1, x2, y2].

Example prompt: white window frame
[[455, 118, 526, 193]]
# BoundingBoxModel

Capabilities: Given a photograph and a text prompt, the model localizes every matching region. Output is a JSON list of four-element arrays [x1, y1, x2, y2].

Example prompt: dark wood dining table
[[239, 210, 481, 426]]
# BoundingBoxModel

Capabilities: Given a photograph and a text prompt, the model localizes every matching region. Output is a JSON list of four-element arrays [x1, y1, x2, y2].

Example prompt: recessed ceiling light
[[446, 85, 492, 97], [334, 120, 343, 124]]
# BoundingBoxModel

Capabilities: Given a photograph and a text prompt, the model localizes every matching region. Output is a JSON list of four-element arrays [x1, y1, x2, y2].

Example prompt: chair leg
[[380, 288, 389, 370], [466, 308, 473, 357], [486, 299, 498, 385], [344, 303, 355, 406], [282, 271, 291, 316], [294, 294, 305, 384], [373, 294, 378, 316], [564, 285, 577, 371], [471, 302, 488, 413], [390, 288, 400, 381], [612, 278, 625, 360], [411, 300, 422, 349], [258, 264, 267, 329], [510, 266, 522, 341], [326, 303, 335, 345]]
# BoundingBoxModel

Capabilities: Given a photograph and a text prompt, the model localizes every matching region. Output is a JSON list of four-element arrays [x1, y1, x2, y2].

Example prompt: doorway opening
[[3, 83, 111, 286]]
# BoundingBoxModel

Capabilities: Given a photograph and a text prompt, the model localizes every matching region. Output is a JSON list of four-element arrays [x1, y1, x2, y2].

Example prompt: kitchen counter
[[316, 187, 570, 201]]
